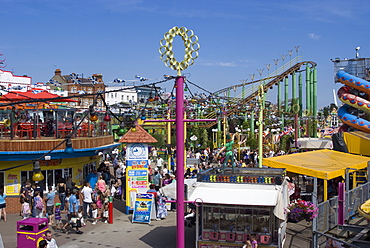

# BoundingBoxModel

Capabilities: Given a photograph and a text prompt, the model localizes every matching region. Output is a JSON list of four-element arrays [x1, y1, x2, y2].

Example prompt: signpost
[[125, 143, 149, 214]]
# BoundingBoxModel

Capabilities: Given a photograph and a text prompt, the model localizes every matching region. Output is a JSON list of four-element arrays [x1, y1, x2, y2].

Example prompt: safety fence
[[316, 182, 370, 245], [314, 231, 361, 248]]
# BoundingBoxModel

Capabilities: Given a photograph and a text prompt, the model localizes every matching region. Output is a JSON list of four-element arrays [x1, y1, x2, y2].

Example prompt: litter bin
[[17, 218, 48, 248]]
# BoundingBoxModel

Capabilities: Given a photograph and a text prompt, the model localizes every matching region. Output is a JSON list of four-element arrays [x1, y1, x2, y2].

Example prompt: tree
[[245, 136, 257, 150], [151, 133, 166, 148], [201, 129, 209, 148]]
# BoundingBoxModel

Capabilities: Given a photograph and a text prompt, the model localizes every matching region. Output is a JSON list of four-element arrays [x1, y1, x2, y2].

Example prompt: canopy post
[[324, 179, 328, 201], [312, 177, 318, 248]]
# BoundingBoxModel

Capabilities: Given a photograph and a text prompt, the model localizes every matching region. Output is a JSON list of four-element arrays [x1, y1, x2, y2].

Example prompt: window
[[111, 93, 114, 99], [202, 204, 271, 234], [121, 95, 124, 101], [127, 96, 129, 101], [83, 162, 96, 180], [71, 87, 77, 93], [21, 168, 72, 190], [87, 88, 93, 94]]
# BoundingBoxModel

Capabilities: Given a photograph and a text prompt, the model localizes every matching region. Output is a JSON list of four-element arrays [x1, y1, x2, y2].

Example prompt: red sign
[[39, 159, 62, 167], [7, 174, 18, 180]]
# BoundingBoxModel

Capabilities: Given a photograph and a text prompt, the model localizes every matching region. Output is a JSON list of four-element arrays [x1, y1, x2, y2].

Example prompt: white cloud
[[218, 62, 237, 67], [198, 59, 246, 67], [308, 33, 321, 40]]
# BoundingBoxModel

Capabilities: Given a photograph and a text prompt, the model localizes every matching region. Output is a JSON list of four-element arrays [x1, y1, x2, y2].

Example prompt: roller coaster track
[[201, 60, 317, 128]]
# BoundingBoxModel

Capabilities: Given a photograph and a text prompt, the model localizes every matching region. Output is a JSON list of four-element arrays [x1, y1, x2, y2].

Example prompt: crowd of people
[[17, 156, 126, 239], [11, 143, 283, 247]]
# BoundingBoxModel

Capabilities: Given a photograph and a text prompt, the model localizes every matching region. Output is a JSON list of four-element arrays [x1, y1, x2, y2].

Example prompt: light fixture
[[89, 105, 98, 122], [131, 124, 137, 132], [32, 160, 44, 182], [117, 123, 125, 136], [103, 114, 111, 122], [65, 137, 74, 154]]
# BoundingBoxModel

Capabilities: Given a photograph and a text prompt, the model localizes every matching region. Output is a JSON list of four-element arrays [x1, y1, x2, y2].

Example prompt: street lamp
[[356, 46, 360, 58]]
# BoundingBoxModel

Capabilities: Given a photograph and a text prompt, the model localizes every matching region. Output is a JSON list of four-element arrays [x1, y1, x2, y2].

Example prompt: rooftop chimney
[[55, 69, 62, 76], [92, 73, 103, 82]]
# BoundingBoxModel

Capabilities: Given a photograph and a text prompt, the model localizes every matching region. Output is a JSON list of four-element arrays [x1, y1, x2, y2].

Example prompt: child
[[54, 203, 63, 231], [102, 204, 109, 224], [95, 190, 104, 220], [250, 235, 258, 248], [77, 206, 86, 227], [243, 240, 252, 248], [21, 198, 31, 219], [91, 202, 98, 225]]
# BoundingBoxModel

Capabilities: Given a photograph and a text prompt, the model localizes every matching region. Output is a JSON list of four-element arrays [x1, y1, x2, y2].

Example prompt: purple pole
[[175, 76, 185, 248], [338, 182, 345, 225]]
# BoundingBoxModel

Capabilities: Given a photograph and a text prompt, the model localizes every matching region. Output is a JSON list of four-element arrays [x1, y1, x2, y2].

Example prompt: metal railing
[[317, 182, 370, 233], [314, 231, 361, 248]]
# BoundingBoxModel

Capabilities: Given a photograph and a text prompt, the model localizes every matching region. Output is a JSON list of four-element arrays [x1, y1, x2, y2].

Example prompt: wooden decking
[[0, 135, 115, 151]]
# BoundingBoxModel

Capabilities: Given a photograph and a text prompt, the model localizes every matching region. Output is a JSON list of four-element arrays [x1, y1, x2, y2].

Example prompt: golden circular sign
[[159, 26, 200, 73]]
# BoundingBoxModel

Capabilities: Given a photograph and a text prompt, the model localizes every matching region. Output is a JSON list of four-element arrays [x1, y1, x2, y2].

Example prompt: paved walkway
[[0, 200, 312, 248]]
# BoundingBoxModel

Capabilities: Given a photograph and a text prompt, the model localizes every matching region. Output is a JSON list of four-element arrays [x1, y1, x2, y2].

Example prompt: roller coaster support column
[[258, 85, 264, 168], [250, 110, 255, 138], [292, 72, 297, 105], [306, 64, 311, 116], [312, 67, 317, 137], [292, 72, 299, 142], [223, 109, 227, 146], [278, 81, 282, 128], [284, 77, 289, 113]]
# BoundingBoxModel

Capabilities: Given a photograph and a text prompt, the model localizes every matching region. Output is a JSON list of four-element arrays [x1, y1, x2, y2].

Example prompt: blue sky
[[1, 0, 370, 109]]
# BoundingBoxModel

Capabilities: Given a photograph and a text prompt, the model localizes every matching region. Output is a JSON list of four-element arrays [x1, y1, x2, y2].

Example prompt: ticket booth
[[17, 218, 48, 248]]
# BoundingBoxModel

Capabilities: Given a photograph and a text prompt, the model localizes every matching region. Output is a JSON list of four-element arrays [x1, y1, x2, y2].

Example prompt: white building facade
[[0, 69, 32, 94], [105, 85, 137, 106]]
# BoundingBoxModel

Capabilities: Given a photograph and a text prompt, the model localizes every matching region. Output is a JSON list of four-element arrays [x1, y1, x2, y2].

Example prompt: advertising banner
[[132, 193, 154, 224], [6, 171, 19, 195]]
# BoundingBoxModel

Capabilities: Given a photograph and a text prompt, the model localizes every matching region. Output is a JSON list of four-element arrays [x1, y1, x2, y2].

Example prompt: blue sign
[[128, 170, 148, 177], [132, 193, 154, 224]]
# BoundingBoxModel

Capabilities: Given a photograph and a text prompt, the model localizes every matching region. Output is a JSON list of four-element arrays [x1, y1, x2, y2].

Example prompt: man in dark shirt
[[34, 183, 43, 199]]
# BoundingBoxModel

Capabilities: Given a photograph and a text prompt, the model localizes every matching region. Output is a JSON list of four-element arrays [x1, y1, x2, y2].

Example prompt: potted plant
[[285, 199, 319, 223]]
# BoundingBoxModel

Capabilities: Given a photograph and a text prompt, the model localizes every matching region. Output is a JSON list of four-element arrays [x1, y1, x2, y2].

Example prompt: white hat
[[155, 168, 159, 171]]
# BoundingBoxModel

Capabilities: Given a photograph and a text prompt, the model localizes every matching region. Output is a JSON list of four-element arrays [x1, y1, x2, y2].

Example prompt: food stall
[[185, 168, 288, 248]]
